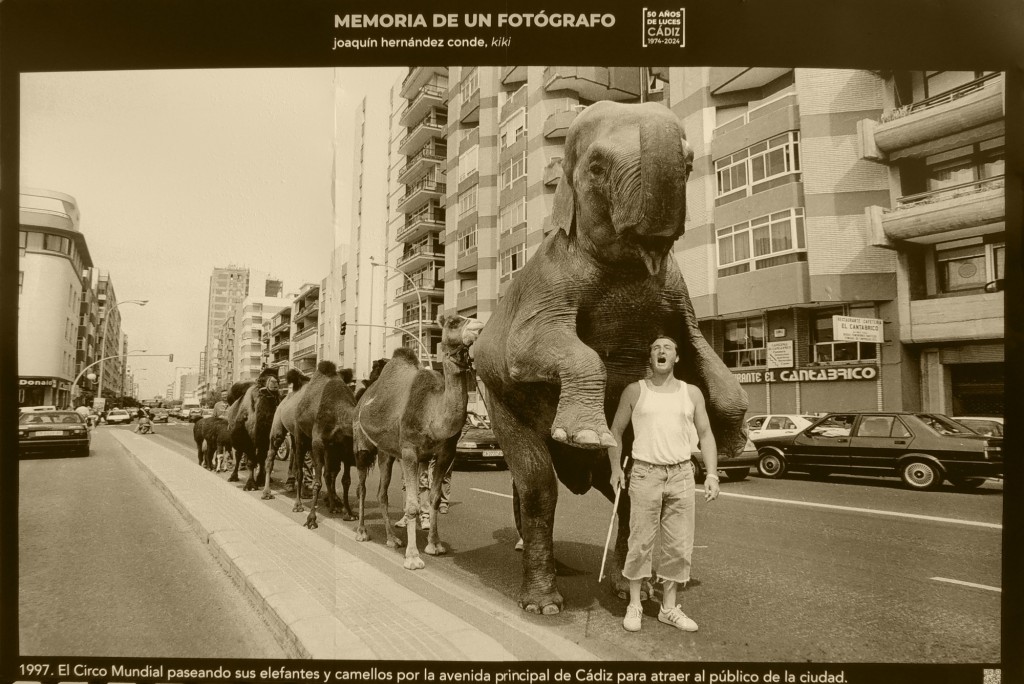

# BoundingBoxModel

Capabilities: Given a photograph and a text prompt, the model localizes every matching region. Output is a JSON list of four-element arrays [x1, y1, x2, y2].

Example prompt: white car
[[746, 414, 819, 440], [104, 409, 132, 425], [952, 416, 1003, 437]]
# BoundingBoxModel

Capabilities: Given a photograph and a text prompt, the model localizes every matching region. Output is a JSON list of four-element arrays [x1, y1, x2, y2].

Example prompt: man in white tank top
[[608, 335, 720, 633]]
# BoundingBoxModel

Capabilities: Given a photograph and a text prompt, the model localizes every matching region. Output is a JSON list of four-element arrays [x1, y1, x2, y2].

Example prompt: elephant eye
[[589, 161, 605, 177]]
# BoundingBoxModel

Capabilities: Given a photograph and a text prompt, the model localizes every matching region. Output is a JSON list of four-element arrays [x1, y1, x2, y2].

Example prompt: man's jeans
[[622, 460, 695, 585]]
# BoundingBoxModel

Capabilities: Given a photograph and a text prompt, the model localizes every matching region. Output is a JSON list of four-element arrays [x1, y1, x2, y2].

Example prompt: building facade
[[18, 188, 94, 408], [289, 283, 320, 376], [203, 265, 250, 389]]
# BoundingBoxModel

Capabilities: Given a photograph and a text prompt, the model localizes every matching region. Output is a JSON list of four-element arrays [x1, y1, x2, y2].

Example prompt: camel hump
[[227, 381, 254, 405], [391, 347, 419, 365], [317, 360, 338, 376]]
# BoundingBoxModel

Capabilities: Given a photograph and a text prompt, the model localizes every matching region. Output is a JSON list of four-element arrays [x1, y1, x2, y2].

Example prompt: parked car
[[168, 407, 182, 419], [456, 413, 506, 469], [187, 408, 204, 423], [754, 412, 1002, 490], [19, 410, 91, 458], [104, 408, 132, 425], [952, 416, 1003, 438], [201, 408, 215, 419], [746, 414, 819, 441], [20, 405, 58, 414], [152, 409, 169, 424], [688, 425, 758, 482]]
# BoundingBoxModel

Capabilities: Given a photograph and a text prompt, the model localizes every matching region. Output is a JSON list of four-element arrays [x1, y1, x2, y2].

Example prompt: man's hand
[[704, 476, 720, 502], [610, 466, 626, 492]]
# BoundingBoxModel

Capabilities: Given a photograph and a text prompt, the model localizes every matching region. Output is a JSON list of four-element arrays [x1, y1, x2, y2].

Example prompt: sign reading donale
[[833, 315, 884, 343]]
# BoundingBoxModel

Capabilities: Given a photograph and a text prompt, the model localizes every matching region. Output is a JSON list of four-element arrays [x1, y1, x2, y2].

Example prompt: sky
[[20, 67, 406, 399]]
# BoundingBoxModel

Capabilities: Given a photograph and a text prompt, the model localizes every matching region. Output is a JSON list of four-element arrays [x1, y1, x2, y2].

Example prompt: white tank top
[[631, 379, 693, 465]]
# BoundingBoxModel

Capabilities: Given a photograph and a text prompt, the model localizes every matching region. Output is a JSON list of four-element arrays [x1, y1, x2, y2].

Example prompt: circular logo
[[958, 262, 978, 279]]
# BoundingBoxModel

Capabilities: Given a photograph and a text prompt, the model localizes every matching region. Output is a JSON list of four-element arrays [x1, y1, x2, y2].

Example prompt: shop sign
[[734, 364, 879, 384], [766, 341, 793, 369], [19, 377, 57, 387], [833, 315, 884, 343]]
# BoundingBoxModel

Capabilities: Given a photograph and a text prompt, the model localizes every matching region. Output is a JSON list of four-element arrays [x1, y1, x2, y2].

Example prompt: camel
[[354, 358, 388, 402], [352, 314, 484, 570], [265, 368, 312, 504], [193, 416, 232, 470], [226, 370, 280, 491], [294, 360, 357, 528]]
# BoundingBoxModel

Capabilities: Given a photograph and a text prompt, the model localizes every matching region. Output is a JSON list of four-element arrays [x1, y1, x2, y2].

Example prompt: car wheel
[[757, 449, 786, 478], [949, 476, 986, 490], [726, 467, 749, 481], [900, 460, 942, 491]]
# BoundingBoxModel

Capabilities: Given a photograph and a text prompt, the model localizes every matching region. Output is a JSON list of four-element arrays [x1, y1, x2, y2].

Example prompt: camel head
[[438, 314, 485, 370]]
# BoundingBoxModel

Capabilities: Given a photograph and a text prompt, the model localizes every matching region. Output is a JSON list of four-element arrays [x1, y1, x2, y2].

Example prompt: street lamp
[[97, 299, 148, 400], [369, 256, 427, 367]]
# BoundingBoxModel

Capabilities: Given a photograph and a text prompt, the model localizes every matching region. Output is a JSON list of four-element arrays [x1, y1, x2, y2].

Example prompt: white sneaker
[[514, 537, 524, 551], [419, 513, 431, 530], [394, 516, 408, 528], [623, 603, 643, 632], [658, 605, 698, 632]]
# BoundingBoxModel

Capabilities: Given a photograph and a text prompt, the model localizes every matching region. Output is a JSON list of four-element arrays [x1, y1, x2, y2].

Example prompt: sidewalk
[[110, 430, 598, 661]]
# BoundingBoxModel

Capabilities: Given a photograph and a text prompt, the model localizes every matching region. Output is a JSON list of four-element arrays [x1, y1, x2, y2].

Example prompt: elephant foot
[[550, 407, 615, 449], [425, 541, 447, 556], [403, 555, 426, 570], [227, 475, 239, 482], [519, 589, 563, 615], [292, 503, 305, 513], [261, 492, 275, 500], [355, 528, 370, 542]]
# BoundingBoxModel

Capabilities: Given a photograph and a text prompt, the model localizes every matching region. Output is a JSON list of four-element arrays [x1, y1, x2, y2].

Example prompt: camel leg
[[400, 446, 424, 569], [322, 442, 342, 516], [425, 439, 457, 556], [354, 447, 376, 542], [378, 453, 403, 548], [304, 439, 326, 529], [228, 447, 242, 482], [243, 448, 259, 491], [262, 443, 276, 499], [292, 433, 309, 511]]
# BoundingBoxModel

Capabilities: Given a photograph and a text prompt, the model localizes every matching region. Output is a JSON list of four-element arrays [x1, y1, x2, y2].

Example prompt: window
[[937, 240, 1004, 293], [501, 152, 528, 190], [499, 198, 528, 235], [458, 224, 478, 255], [806, 414, 856, 438], [766, 416, 797, 431], [459, 185, 478, 216], [460, 68, 479, 103], [499, 108, 527, 150], [458, 145, 479, 182], [811, 307, 878, 363], [500, 243, 526, 281], [723, 317, 765, 368], [43, 233, 71, 255], [717, 208, 805, 273], [715, 132, 800, 198], [19, 231, 28, 249]]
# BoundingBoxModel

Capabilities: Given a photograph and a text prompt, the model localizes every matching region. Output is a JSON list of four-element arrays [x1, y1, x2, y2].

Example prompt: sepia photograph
[[3, 2, 1020, 683]]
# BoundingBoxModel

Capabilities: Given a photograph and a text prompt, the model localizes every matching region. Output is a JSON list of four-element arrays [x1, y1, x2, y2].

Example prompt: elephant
[[474, 100, 749, 615]]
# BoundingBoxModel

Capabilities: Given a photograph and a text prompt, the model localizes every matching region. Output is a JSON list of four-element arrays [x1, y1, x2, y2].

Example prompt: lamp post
[[97, 299, 148, 400], [369, 257, 427, 367]]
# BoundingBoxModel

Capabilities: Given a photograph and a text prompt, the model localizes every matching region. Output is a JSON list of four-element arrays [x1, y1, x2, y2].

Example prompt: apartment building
[[17, 188, 95, 408], [203, 265, 250, 389], [290, 283, 320, 376]]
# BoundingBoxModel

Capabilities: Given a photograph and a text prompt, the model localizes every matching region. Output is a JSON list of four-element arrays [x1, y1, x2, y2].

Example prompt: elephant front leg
[[511, 329, 615, 449], [400, 448, 425, 569]]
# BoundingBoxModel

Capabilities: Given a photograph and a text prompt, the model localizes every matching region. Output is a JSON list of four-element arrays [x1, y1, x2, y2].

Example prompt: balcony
[[543, 66, 640, 102], [876, 177, 1004, 245], [396, 177, 446, 214], [401, 67, 448, 100], [397, 243, 445, 273], [501, 66, 528, 86], [872, 74, 1003, 160], [543, 157, 564, 186], [397, 143, 447, 185], [398, 111, 448, 156], [397, 202, 445, 243], [396, 274, 444, 303], [456, 286, 478, 310], [904, 292, 1003, 344], [398, 313, 442, 330], [292, 329, 317, 358], [709, 67, 793, 95], [460, 88, 480, 124], [270, 337, 290, 354], [400, 84, 447, 127], [543, 108, 581, 139], [293, 303, 319, 324]]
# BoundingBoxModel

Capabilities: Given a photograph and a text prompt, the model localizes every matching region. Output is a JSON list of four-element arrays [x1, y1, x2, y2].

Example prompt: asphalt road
[[18, 426, 290, 658], [66, 421, 1005, 662]]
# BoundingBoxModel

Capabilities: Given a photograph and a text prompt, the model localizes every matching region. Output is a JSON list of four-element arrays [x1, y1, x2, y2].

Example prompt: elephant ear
[[551, 162, 575, 236]]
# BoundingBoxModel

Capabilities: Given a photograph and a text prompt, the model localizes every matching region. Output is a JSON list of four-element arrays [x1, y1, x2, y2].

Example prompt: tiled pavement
[[110, 430, 598, 661]]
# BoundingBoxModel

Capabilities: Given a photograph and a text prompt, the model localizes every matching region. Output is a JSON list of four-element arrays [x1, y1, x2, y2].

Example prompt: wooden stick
[[599, 457, 629, 583]]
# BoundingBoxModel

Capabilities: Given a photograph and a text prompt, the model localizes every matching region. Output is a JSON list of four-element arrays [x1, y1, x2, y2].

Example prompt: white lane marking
[[930, 577, 1001, 592], [700, 488, 1001, 530], [473, 486, 1000, 530], [471, 487, 513, 499]]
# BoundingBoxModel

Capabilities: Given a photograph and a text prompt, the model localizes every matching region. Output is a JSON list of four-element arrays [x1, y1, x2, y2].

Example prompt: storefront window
[[811, 308, 878, 363], [723, 317, 765, 368]]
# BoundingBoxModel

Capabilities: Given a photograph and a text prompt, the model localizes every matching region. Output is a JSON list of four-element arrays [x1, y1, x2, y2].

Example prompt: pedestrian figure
[[608, 334, 720, 633]]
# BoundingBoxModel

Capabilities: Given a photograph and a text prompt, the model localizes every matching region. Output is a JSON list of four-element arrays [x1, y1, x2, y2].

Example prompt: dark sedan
[[19, 410, 91, 458], [455, 414, 506, 469], [754, 412, 1002, 490]]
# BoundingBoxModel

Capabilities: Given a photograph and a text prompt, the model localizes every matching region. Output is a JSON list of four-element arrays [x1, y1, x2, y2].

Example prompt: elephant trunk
[[638, 118, 688, 240]]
